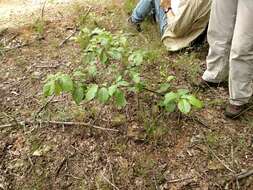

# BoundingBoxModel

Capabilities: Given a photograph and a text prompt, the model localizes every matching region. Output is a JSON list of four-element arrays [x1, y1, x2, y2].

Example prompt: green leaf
[[177, 89, 189, 96], [114, 90, 127, 108], [117, 81, 129, 87], [100, 51, 108, 64], [43, 80, 55, 97], [73, 71, 86, 78], [97, 87, 109, 104], [131, 72, 141, 83], [134, 83, 145, 92], [119, 36, 127, 46], [185, 95, 203, 109], [178, 99, 191, 114], [116, 75, 122, 82], [54, 80, 62, 95], [108, 49, 122, 60], [86, 84, 98, 101], [72, 84, 85, 105], [165, 103, 176, 113], [164, 92, 178, 105], [157, 83, 170, 93], [59, 75, 73, 92], [129, 52, 144, 66], [108, 85, 117, 96], [167, 75, 175, 82], [87, 65, 97, 76]]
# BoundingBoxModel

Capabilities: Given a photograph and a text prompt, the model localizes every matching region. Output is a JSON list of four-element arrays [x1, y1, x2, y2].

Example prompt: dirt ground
[[0, 0, 253, 190]]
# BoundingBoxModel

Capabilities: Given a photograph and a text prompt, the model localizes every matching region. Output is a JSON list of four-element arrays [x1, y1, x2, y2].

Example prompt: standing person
[[202, 0, 253, 118], [129, 0, 211, 51]]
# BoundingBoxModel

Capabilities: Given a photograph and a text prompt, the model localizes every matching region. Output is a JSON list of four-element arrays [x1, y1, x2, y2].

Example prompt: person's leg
[[229, 0, 253, 106], [131, 0, 154, 23], [153, 0, 167, 35], [202, 0, 238, 83]]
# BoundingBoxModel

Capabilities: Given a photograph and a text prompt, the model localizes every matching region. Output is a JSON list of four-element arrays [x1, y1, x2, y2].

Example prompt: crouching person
[[129, 0, 211, 51]]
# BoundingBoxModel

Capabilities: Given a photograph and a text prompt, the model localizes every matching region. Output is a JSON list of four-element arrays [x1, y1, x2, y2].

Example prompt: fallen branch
[[34, 95, 55, 119], [6, 33, 19, 44], [4, 43, 29, 52], [225, 169, 253, 189], [59, 7, 91, 48], [55, 157, 68, 177], [101, 172, 120, 190], [232, 104, 253, 119], [35, 65, 59, 68], [0, 120, 119, 132], [41, 0, 47, 20], [167, 177, 193, 184], [58, 28, 78, 48], [207, 145, 235, 174], [41, 121, 119, 132], [234, 169, 253, 181], [186, 115, 210, 128]]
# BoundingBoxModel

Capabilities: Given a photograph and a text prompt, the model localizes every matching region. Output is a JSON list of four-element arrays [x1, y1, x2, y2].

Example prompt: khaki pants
[[202, 0, 253, 106]]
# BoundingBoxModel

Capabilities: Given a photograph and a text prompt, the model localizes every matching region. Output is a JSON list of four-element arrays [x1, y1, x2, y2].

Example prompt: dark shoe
[[128, 17, 142, 32], [224, 104, 248, 119], [194, 78, 227, 89]]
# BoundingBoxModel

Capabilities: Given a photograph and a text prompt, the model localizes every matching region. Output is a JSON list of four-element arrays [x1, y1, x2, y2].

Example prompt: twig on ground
[[41, 121, 119, 132], [56, 152, 76, 177], [153, 176, 160, 190], [0, 123, 20, 130], [207, 145, 235, 174], [232, 104, 253, 119], [167, 177, 193, 184], [34, 95, 55, 119], [143, 87, 163, 96], [59, 7, 91, 48], [235, 169, 253, 180], [187, 115, 210, 128], [225, 169, 253, 189], [231, 145, 234, 168], [41, 0, 47, 20], [58, 28, 78, 48], [6, 33, 19, 44], [101, 172, 120, 190], [55, 157, 68, 177], [0, 120, 119, 132], [35, 65, 59, 68], [4, 43, 29, 52]]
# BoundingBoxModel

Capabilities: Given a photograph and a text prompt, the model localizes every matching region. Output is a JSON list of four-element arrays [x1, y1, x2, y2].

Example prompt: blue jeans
[[131, 0, 168, 35]]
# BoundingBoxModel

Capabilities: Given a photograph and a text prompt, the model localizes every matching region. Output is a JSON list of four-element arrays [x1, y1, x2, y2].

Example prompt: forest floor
[[0, 0, 253, 189]]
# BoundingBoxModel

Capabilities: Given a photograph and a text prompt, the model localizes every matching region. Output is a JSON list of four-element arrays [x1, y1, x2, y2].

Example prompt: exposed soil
[[0, 0, 83, 30], [0, 0, 252, 190]]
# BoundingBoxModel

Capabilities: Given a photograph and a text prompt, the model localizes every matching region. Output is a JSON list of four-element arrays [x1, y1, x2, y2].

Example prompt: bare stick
[[41, 0, 47, 20], [55, 157, 68, 177], [235, 169, 253, 180], [34, 95, 55, 118], [6, 33, 19, 44], [59, 7, 91, 48], [207, 145, 235, 173], [101, 172, 120, 190], [0, 123, 16, 129], [167, 177, 193, 184], [232, 104, 253, 119], [42, 121, 119, 132], [59, 28, 78, 48], [4, 43, 29, 52], [0, 120, 119, 132]]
